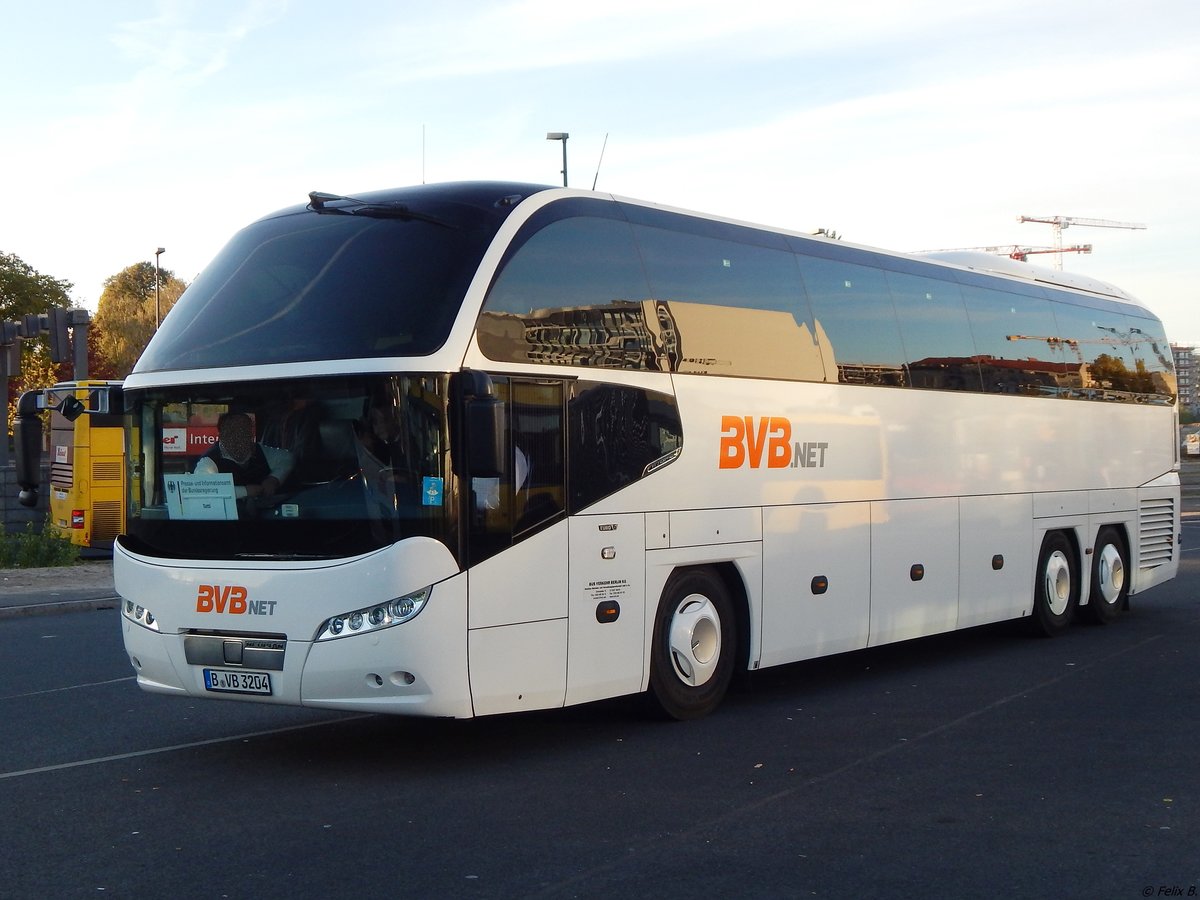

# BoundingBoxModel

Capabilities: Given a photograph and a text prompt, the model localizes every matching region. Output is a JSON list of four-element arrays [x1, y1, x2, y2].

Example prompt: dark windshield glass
[[135, 208, 499, 372], [121, 375, 458, 561]]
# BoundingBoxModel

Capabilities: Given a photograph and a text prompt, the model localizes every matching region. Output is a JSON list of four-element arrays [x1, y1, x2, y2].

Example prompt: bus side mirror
[[57, 396, 86, 421], [88, 385, 123, 415], [13, 391, 43, 507], [466, 397, 504, 478], [453, 371, 505, 477]]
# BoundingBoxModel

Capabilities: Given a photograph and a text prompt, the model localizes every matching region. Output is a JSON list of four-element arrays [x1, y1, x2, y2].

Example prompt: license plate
[[203, 668, 272, 695]]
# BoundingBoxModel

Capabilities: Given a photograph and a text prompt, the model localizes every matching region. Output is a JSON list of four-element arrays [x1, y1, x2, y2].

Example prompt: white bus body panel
[[760, 503, 870, 667], [468, 619, 567, 716], [868, 498, 960, 646], [117, 539, 476, 717], [467, 521, 569, 715], [566, 513, 647, 707], [958, 494, 1034, 628], [468, 523, 568, 629]]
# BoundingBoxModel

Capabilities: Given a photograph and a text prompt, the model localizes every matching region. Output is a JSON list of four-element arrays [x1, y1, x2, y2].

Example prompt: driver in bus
[[194, 411, 294, 500]]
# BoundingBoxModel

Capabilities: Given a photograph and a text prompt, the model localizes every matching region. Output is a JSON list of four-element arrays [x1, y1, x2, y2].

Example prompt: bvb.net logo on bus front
[[718, 416, 829, 470]]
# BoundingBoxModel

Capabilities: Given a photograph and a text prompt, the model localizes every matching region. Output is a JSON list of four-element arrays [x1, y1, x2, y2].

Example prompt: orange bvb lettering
[[196, 584, 249, 614], [718, 415, 746, 468], [718, 415, 792, 469]]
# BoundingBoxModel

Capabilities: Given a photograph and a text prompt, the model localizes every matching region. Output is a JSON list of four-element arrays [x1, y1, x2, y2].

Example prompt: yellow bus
[[44, 380, 125, 551]]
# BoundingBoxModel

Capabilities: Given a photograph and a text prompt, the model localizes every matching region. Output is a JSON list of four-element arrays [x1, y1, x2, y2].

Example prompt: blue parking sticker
[[422, 476, 444, 506]]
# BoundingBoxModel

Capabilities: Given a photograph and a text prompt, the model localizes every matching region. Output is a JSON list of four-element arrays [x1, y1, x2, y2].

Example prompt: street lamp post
[[154, 247, 165, 329], [546, 132, 569, 187]]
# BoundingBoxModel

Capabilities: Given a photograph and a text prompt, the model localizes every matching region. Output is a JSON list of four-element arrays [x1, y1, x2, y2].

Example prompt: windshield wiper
[[307, 191, 452, 227]]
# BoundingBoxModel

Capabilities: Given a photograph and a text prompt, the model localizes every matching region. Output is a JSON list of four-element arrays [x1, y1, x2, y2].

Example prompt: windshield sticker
[[422, 476, 444, 507]]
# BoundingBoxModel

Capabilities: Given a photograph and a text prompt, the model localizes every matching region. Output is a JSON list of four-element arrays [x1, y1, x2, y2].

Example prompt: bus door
[[465, 378, 569, 716]]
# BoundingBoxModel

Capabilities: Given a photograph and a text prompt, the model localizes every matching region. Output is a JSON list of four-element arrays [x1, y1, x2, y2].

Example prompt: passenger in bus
[[354, 399, 411, 510], [194, 412, 294, 500]]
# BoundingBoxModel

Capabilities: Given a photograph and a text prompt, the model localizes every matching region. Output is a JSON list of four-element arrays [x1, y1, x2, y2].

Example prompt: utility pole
[[546, 132, 569, 187], [155, 247, 166, 329]]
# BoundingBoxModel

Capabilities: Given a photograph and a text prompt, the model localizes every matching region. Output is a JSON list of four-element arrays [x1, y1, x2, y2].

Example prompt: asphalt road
[[2, 529, 1198, 899]]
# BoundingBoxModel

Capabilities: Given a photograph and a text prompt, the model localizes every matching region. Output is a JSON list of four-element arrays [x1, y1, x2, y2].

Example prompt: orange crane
[[920, 243, 1092, 261], [1018, 215, 1147, 270], [1007, 244, 1091, 262]]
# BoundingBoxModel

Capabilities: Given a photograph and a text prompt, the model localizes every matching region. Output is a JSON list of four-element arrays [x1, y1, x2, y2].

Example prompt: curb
[[0, 596, 121, 621]]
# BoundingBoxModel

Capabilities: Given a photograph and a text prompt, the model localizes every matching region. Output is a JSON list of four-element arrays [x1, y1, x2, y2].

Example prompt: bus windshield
[[134, 203, 500, 372], [122, 375, 457, 561]]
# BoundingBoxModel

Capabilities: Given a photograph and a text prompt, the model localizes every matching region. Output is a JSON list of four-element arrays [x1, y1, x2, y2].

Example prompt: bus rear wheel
[[1029, 531, 1078, 637], [1080, 527, 1128, 625], [648, 568, 736, 720]]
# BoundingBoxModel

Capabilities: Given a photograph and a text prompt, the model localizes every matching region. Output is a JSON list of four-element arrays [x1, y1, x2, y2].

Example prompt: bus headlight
[[316, 587, 431, 641], [122, 598, 160, 632]]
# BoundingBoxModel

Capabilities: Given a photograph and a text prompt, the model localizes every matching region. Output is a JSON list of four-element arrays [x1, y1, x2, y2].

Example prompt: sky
[[2, 0, 1199, 340]]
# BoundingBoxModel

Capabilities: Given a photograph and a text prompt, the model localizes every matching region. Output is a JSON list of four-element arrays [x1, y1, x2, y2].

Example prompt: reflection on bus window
[[124, 375, 455, 561]]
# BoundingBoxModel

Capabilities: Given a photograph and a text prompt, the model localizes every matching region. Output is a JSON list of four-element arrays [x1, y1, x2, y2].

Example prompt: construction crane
[[920, 243, 1092, 262], [1007, 244, 1091, 262], [1018, 215, 1147, 270], [944, 244, 1093, 262], [1007, 334, 1084, 364]]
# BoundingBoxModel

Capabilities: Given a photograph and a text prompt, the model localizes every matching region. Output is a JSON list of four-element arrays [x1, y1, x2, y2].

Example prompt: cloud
[[109, 0, 289, 85]]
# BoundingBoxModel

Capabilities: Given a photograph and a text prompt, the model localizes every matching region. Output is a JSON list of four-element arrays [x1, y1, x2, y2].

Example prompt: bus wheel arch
[[1029, 529, 1080, 637], [1080, 525, 1129, 625], [647, 564, 742, 720]]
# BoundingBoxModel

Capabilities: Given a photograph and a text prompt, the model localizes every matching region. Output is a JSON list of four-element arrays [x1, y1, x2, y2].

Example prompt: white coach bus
[[109, 182, 1179, 719]]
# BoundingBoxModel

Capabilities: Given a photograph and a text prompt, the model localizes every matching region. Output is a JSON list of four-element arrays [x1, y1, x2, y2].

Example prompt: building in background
[[1171, 344, 1197, 415]]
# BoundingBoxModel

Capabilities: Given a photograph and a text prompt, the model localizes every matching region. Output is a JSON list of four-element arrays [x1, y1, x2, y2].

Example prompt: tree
[[2, 251, 73, 438], [0, 251, 72, 320], [92, 262, 186, 377]]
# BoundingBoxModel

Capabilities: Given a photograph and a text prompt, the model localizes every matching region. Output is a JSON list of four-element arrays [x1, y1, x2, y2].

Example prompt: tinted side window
[[1049, 297, 1176, 403], [631, 224, 826, 380], [885, 270, 982, 392], [799, 258, 907, 386], [1047, 299, 1135, 399], [568, 382, 683, 512], [1123, 313, 1177, 403], [961, 285, 1066, 396], [478, 216, 660, 369], [467, 378, 566, 564]]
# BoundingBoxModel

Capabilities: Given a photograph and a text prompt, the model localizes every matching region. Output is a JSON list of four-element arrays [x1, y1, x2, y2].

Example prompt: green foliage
[[0, 521, 79, 569], [2, 251, 74, 439], [92, 261, 187, 377], [0, 251, 72, 320]]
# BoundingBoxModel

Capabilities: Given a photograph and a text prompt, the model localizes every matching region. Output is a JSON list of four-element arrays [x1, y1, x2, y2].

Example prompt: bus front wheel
[[1080, 527, 1128, 625], [648, 568, 736, 720], [1030, 531, 1078, 637]]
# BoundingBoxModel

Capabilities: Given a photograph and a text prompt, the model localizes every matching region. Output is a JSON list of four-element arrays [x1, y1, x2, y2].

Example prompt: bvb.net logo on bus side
[[718, 415, 829, 470]]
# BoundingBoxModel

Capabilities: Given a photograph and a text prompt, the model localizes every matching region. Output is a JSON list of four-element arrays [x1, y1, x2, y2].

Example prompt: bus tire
[[1030, 531, 1078, 637], [648, 568, 736, 720], [1080, 527, 1128, 625]]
